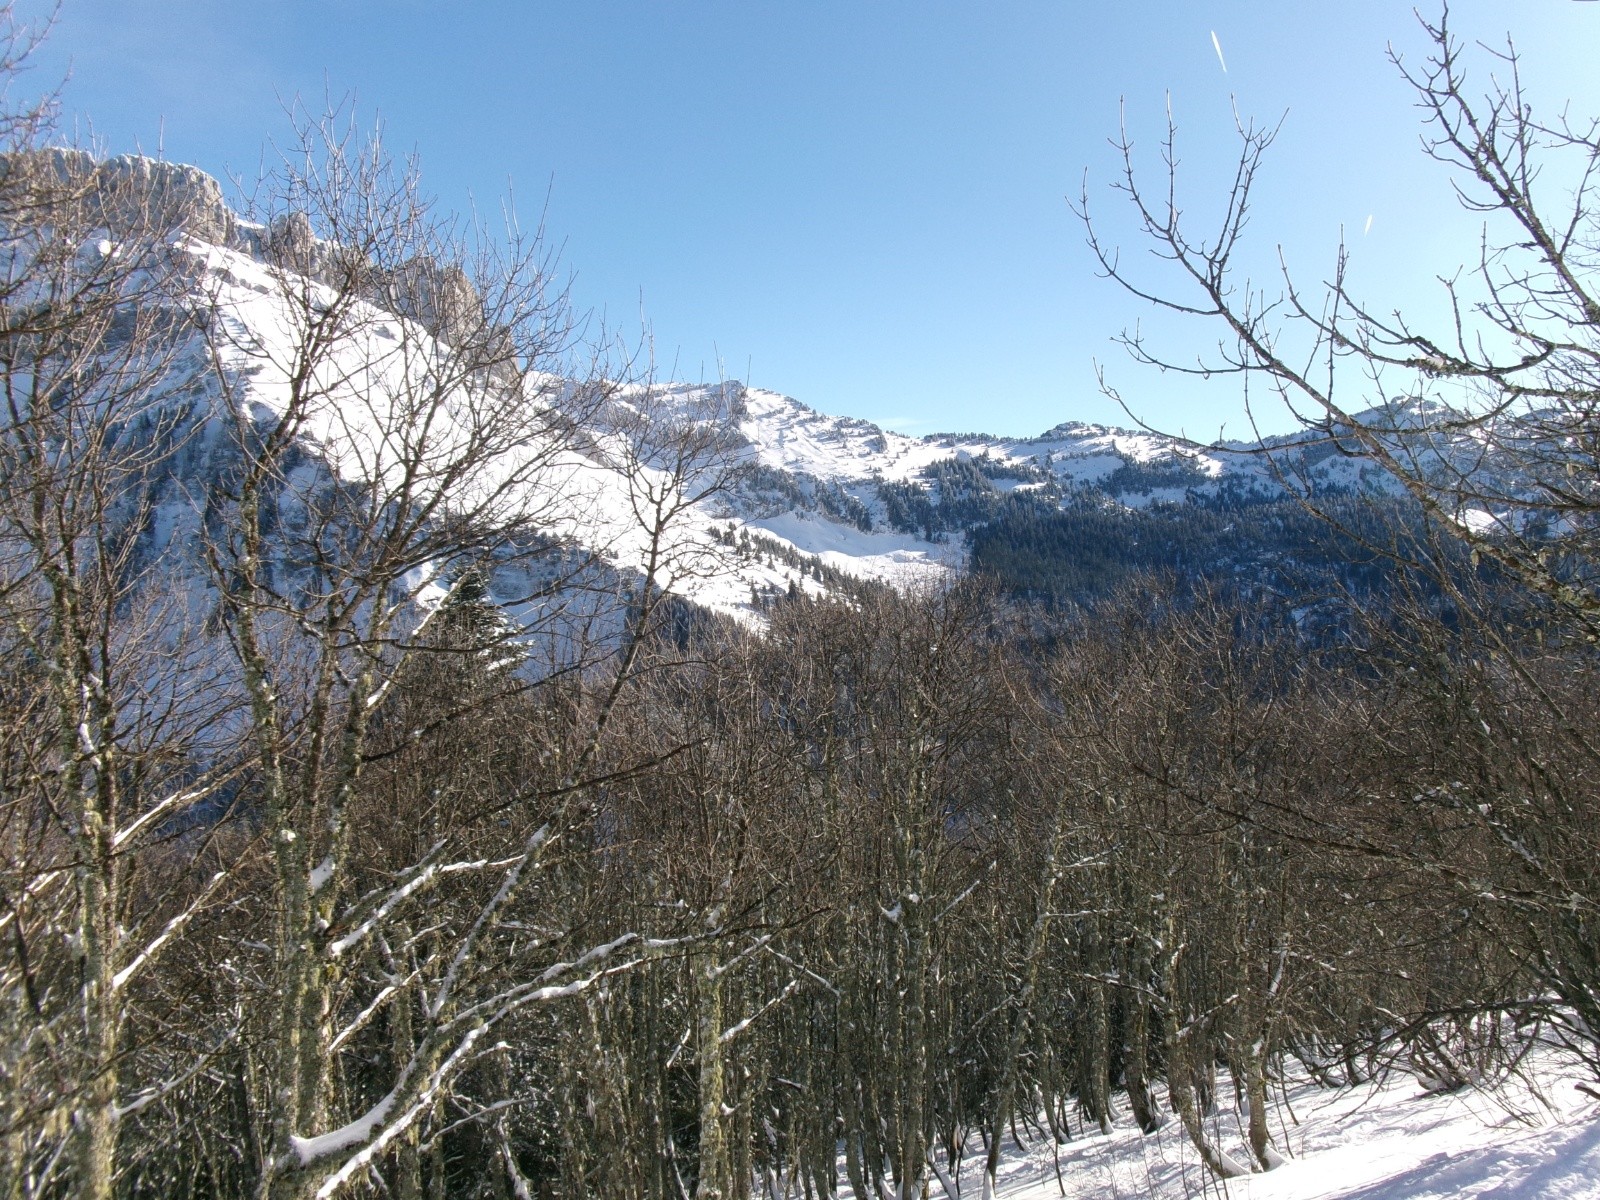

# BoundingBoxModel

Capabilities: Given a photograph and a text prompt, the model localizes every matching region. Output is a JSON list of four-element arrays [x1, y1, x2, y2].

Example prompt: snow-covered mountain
[[58, 157, 1475, 630], [658, 379, 1419, 606]]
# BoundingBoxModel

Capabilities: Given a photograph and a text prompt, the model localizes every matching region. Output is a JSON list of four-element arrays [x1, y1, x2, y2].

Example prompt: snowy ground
[[842, 1051, 1600, 1200]]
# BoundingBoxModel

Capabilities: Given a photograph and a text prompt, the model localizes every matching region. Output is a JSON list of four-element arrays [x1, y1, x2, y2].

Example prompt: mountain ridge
[[42, 152, 1489, 627]]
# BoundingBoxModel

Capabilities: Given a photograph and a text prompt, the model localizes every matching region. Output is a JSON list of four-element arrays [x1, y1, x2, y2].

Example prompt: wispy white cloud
[[1210, 30, 1228, 74]]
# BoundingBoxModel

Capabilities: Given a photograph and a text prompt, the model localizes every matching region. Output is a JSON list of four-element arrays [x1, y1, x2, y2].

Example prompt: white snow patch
[[837, 1049, 1600, 1200]]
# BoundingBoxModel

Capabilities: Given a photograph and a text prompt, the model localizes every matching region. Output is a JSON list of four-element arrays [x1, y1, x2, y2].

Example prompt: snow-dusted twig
[[112, 785, 211, 849], [111, 870, 228, 993], [113, 1026, 241, 1120], [720, 977, 802, 1045]]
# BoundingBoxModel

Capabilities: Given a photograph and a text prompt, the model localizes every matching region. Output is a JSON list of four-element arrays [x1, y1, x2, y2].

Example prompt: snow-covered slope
[[838, 1049, 1600, 1200], [160, 229, 1252, 619], [96, 157, 1519, 629]]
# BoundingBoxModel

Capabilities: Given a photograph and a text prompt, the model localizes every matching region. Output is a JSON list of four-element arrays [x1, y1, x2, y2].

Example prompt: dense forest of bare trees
[[1, 4, 1598, 1198], [16, 568, 1588, 1200]]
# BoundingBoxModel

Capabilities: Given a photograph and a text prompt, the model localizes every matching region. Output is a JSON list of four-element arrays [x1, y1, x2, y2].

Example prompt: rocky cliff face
[[2, 150, 491, 351], [93, 153, 239, 245], [0, 148, 243, 246]]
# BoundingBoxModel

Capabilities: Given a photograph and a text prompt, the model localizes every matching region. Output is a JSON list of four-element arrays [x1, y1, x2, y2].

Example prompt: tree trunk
[[1164, 1012, 1247, 1180], [1123, 987, 1163, 1134], [983, 819, 1065, 1196], [1080, 975, 1113, 1135], [696, 957, 729, 1200], [1238, 1003, 1284, 1171], [1163, 924, 1247, 1182]]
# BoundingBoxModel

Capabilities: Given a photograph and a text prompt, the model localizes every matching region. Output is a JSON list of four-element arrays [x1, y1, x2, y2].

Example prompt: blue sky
[[16, 1, 1600, 438]]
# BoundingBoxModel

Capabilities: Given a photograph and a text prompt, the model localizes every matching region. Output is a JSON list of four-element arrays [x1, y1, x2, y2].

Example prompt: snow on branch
[[111, 870, 228, 993], [720, 977, 802, 1045]]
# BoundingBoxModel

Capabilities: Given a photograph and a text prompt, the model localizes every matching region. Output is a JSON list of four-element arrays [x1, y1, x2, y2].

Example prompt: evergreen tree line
[[967, 490, 1435, 609]]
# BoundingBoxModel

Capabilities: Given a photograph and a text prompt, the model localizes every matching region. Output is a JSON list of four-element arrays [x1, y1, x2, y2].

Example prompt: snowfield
[[836, 1051, 1600, 1200]]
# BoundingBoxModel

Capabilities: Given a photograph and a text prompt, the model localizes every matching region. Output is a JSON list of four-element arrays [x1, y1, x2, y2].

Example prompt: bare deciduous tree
[[1079, 1, 1600, 1099]]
